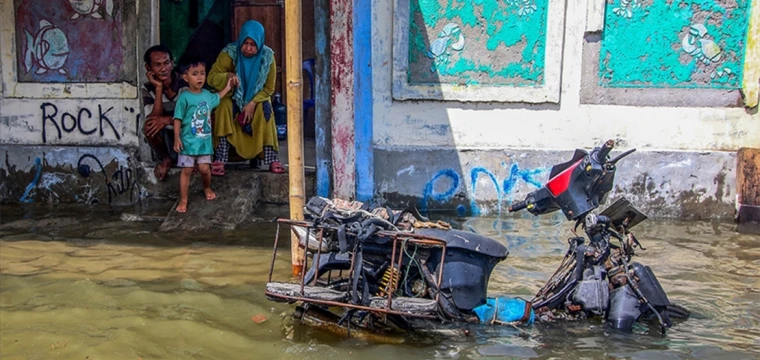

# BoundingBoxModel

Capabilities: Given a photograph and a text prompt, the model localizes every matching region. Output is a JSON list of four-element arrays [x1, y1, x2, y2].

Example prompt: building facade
[[0, 0, 154, 205], [330, 0, 760, 220], [2, 0, 759, 221]]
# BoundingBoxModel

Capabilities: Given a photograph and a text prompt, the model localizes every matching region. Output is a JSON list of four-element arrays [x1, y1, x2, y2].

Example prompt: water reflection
[[1, 204, 758, 359]]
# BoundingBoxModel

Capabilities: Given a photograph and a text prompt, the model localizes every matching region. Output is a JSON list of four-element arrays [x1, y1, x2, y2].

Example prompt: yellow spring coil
[[376, 264, 401, 297]]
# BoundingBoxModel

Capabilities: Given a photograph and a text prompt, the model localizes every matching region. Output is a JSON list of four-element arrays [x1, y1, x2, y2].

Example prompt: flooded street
[[1, 204, 759, 359]]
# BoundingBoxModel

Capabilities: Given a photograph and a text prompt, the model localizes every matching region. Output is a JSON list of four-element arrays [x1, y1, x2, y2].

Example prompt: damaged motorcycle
[[508, 139, 689, 334], [264, 140, 688, 339]]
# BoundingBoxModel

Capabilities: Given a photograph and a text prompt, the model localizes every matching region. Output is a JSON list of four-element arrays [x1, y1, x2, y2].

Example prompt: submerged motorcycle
[[508, 140, 689, 334], [265, 197, 529, 338], [264, 140, 687, 337]]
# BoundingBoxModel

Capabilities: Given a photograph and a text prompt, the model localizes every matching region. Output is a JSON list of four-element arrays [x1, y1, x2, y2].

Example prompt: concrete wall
[[1, 0, 150, 205], [370, 0, 760, 219]]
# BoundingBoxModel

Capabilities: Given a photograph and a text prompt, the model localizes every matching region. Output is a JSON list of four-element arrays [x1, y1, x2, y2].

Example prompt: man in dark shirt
[[141, 45, 187, 181]]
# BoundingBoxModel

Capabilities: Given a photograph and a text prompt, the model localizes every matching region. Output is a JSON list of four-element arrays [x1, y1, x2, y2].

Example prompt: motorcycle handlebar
[[508, 199, 529, 212], [593, 139, 615, 164]]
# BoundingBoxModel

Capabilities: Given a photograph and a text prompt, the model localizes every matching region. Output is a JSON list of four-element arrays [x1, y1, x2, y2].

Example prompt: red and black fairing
[[509, 140, 622, 221]]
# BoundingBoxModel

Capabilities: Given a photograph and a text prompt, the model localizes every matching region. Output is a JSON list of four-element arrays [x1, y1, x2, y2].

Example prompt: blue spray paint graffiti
[[19, 158, 43, 203], [470, 167, 501, 216], [503, 162, 546, 199], [421, 162, 549, 215], [421, 169, 461, 213]]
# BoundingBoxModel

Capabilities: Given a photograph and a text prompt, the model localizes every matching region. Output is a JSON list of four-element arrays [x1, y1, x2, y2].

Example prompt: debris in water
[[251, 314, 268, 324]]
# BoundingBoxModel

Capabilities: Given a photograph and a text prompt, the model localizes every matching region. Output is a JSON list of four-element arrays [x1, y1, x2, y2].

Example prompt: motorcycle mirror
[[608, 148, 636, 165]]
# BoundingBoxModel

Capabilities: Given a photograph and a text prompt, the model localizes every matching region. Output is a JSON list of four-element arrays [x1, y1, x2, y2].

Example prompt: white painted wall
[[0, 1, 140, 148], [0, 99, 140, 146], [372, 0, 759, 152]]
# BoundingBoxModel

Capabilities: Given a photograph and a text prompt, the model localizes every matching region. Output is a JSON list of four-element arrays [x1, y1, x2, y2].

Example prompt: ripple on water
[[0, 212, 759, 359]]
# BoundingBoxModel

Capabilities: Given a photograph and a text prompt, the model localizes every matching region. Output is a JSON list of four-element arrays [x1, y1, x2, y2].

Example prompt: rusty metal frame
[[265, 218, 448, 319]]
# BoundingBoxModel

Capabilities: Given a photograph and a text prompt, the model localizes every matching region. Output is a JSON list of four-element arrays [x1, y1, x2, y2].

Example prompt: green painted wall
[[599, 0, 751, 89], [408, 0, 548, 86]]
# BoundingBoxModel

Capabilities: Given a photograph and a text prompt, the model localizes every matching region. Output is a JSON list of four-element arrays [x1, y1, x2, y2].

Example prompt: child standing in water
[[173, 58, 233, 212]]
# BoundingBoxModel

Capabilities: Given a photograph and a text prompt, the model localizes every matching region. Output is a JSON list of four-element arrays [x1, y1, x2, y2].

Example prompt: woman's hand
[[242, 101, 257, 124], [227, 72, 240, 88]]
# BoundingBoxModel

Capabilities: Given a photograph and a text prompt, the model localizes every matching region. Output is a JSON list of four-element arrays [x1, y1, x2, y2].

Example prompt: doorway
[[160, 0, 319, 171]]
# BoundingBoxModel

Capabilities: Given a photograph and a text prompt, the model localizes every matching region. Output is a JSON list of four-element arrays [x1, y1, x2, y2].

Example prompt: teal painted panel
[[408, 0, 549, 86], [599, 0, 751, 89]]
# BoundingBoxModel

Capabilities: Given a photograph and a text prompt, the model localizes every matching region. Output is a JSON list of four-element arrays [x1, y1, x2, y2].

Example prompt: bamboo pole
[[285, 0, 305, 276]]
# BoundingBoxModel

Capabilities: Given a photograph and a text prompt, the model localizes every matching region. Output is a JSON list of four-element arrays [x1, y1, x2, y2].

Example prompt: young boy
[[173, 58, 233, 213]]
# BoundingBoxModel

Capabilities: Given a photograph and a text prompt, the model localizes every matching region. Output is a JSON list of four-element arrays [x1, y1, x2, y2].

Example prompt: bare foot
[[154, 158, 172, 181], [176, 200, 188, 213], [204, 188, 216, 200]]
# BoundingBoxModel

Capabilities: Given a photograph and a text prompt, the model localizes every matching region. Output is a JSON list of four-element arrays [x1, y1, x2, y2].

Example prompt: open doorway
[[160, 0, 318, 170]]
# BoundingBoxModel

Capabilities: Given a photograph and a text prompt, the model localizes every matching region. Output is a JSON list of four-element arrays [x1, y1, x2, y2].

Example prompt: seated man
[[141, 45, 187, 180]]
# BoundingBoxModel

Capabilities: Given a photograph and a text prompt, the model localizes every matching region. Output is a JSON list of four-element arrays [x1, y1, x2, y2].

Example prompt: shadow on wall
[[406, 0, 459, 216], [378, 0, 553, 217]]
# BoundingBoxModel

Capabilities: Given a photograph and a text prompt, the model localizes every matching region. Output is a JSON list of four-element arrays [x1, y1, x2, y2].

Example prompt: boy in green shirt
[[173, 58, 233, 213]]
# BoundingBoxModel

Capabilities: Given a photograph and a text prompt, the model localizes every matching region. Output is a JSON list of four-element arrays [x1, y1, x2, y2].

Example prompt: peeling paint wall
[[408, 0, 548, 86], [369, 0, 759, 219], [1, 1, 146, 205], [330, 0, 356, 199], [13, 0, 136, 84], [599, 0, 750, 89], [392, 0, 565, 102], [0, 146, 143, 205], [375, 148, 737, 219]]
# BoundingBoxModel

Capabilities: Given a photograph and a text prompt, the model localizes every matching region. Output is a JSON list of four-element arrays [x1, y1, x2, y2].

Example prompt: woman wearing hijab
[[207, 20, 284, 175]]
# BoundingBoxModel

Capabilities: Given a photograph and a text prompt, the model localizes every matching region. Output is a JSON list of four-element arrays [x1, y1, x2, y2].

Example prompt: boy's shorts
[[177, 155, 212, 168]]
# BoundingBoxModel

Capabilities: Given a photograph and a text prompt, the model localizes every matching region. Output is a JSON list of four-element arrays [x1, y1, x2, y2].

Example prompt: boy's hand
[[225, 77, 234, 91], [227, 73, 239, 87], [174, 138, 183, 153]]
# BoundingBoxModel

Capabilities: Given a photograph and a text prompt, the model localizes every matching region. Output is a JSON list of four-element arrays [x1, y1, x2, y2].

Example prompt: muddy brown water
[[1, 203, 758, 359]]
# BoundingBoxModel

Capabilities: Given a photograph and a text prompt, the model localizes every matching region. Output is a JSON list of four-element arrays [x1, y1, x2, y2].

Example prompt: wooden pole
[[285, 0, 306, 276], [737, 148, 760, 234]]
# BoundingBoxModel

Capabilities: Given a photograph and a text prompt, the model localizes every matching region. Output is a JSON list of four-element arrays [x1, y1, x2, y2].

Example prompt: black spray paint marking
[[41, 103, 121, 143], [125, 107, 139, 137], [77, 154, 136, 204]]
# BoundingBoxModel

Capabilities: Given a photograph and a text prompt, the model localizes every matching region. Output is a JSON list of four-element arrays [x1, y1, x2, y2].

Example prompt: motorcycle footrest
[[266, 282, 346, 302], [368, 296, 437, 314]]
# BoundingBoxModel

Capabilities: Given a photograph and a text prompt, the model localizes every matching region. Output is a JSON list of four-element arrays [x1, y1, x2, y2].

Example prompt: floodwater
[[1, 203, 758, 360]]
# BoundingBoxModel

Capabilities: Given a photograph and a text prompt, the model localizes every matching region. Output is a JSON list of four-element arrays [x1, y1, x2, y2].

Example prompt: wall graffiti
[[23, 19, 70, 75], [421, 162, 549, 215], [77, 154, 137, 204], [40, 102, 123, 143], [14, 0, 132, 83], [68, 0, 115, 20], [19, 157, 42, 203], [599, 0, 751, 89], [408, 0, 549, 86]]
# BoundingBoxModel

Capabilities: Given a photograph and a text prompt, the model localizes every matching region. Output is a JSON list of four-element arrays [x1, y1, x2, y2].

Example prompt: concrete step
[[138, 163, 316, 231]]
